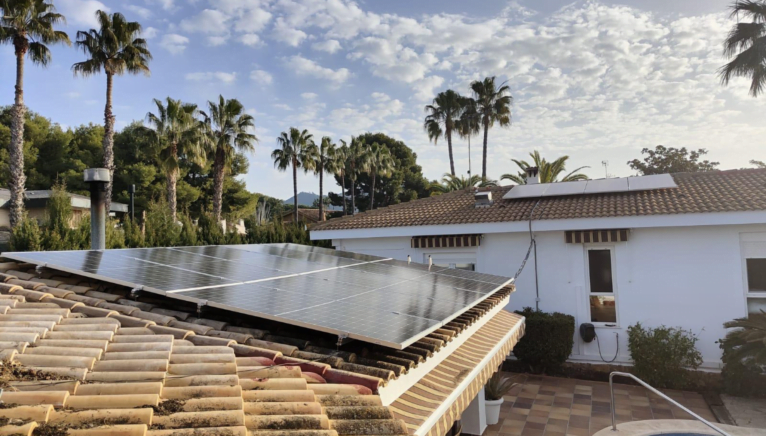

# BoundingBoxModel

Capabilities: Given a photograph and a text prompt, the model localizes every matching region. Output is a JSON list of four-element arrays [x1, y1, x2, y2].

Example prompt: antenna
[[601, 160, 610, 179]]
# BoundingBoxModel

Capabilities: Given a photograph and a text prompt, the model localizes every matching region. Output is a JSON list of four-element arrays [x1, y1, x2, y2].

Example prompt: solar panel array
[[3, 244, 512, 349], [502, 173, 677, 200]]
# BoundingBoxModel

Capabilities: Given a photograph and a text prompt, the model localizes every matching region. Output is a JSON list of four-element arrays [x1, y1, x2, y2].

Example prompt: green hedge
[[512, 308, 574, 373], [627, 323, 702, 389]]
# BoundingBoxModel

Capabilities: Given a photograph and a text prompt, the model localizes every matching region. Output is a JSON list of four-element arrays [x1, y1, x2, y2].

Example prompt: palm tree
[[471, 77, 512, 179], [719, 0, 766, 97], [501, 151, 589, 184], [200, 96, 257, 222], [313, 137, 336, 221], [1, 0, 70, 228], [73, 10, 152, 214], [430, 173, 497, 195], [146, 97, 203, 221], [424, 90, 464, 176], [721, 310, 766, 367], [272, 128, 316, 224], [457, 97, 481, 177], [346, 136, 370, 215], [366, 142, 395, 209], [331, 141, 349, 215]]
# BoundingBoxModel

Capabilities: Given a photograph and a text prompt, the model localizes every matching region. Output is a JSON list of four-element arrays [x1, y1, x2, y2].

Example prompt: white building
[[311, 168, 766, 369]]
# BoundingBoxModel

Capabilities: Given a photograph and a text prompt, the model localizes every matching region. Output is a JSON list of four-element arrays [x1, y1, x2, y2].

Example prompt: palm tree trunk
[[167, 142, 178, 222], [351, 180, 356, 215], [102, 73, 117, 216], [370, 171, 376, 210], [212, 147, 225, 222], [292, 158, 298, 224], [482, 121, 489, 180], [318, 160, 324, 221], [447, 129, 455, 176], [9, 49, 27, 228], [341, 170, 347, 215]]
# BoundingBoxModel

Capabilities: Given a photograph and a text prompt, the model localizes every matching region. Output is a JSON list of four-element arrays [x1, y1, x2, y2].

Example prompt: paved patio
[[484, 373, 717, 436]]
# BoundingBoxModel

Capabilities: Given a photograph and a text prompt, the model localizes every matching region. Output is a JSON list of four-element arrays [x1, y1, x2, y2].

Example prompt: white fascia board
[[311, 210, 766, 240]]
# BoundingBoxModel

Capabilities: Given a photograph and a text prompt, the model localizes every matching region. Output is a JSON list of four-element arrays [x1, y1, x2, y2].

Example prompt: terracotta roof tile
[[311, 169, 766, 232]]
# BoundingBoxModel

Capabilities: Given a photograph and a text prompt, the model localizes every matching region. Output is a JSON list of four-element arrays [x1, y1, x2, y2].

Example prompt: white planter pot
[[485, 398, 504, 425]]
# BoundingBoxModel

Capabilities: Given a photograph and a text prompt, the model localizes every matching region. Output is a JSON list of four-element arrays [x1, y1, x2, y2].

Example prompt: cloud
[[312, 39, 342, 54], [142, 27, 159, 40], [125, 4, 152, 19], [250, 69, 273, 85], [207, 36, 229, 46], [145, 0, 174, 11], [64, 92, 80, 99], [371, 92, 390, 102], [301, 92, 318, 100], [185, 72, 238, 84], [272, 18, 308, 46], [159, 34, 189, 54], [412, 76, 445, 101], [180, 9, 229, 34], [234, 8, 272, 33], [286, 55, 351, 84], [239, 34, 261, 46], [57, 0, 108, 27], [274, 103, 292, 111]]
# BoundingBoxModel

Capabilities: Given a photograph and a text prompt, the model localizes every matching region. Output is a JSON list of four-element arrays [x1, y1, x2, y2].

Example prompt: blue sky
[[1, 0, 764, 200]]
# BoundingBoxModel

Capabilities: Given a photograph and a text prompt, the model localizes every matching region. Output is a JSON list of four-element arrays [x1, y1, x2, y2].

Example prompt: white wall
[[333, 223, 766, 369]]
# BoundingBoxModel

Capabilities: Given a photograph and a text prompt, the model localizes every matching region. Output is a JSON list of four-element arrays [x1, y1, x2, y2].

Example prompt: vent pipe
[[84, 168, 109, 250], [525, 167, 540, 185]]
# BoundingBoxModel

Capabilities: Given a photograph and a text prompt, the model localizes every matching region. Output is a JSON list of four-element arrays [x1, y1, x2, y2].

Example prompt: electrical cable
[[512, 198, 546, 310], [595, 332, 619, 363]]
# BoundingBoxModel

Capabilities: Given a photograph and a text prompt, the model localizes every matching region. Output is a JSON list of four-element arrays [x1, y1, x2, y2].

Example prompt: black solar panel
[[3, 243, 513, 348]]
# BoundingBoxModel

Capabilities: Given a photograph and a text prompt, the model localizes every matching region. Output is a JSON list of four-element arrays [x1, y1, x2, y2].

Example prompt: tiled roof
[[311, 169, 766, 232], [0, 261, 516, 436]]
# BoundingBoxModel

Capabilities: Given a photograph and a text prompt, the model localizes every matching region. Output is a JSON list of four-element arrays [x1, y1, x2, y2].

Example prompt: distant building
[[281, 208, 327, 225], [0, 188, 128, 230]]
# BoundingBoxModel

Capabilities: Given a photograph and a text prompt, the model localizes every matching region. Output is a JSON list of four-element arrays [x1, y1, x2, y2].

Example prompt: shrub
[[719, 311, 766, 398], [627, 323, 702, 389], [106, 219, 125, 249], [46, 181, 73, 237], [123, 217, 144, 248], [10, 216, 42, 252], [144, 200, 180, 247], [197, 213, 224, 246], [177, 214, 198, 247], [512, 308, 574, 373]]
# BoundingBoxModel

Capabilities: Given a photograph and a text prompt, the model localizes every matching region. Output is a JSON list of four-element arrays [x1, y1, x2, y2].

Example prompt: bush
[[512, 308, 574, 373], [177, 214, 198, 247], [627, 323, 702, 389], [144, 200, 180, 247], [123, 217, 144, 248], [197, 213, 224, 246], [10, 215, 42, 251], [106, 219, 125, 249], [46, 181, 73, 237], [719, 312, 766, 398]]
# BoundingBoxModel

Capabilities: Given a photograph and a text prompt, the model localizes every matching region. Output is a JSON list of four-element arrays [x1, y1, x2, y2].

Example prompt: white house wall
[[332, 223, 766, 369]]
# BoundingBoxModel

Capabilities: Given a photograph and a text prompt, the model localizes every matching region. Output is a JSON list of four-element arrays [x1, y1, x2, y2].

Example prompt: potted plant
[[485, 372, 515, 425]]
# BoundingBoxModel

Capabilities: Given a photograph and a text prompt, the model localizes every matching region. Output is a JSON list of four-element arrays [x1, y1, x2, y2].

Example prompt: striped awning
[[389, 310, 525, 436], [565, 229, 629, 244], [411, 234, 481, 249]]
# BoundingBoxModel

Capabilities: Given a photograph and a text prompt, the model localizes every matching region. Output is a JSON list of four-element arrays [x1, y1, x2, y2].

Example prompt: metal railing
[[608, 372, 731, 436]]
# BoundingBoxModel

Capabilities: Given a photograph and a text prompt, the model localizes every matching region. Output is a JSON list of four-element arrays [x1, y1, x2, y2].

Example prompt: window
[[745, 258, 766, 315], [586, 248, 617, 324]]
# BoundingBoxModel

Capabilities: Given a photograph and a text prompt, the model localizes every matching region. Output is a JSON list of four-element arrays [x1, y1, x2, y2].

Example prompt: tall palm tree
[[1, 0, 70, 228], [430, 173, 497, 195], [345, 136, 370, 215], [424, 89, 464, 176], [146, 97, 203, 221], [457, 97, 481, 177], [721, 310, 766, 367], [200, 96, 257, 222], [331, 141, 349, 215], [73, 10, 152, 214], [719, 0, 766, 97], [313, 137, 336, 221], [471, 77, 512, 179], [272, 128, 316, 224], [501, 151, 589, 184], [366, 142, 395, 209]]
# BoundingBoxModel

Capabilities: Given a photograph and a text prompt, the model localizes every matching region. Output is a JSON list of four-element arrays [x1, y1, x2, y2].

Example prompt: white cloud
[[234, 8, 272, 33], [312, 39, 342, 54], [286, 55, 351, 84], [159, 34, 189, 54], [57, 0, 107, 27], [207, 36, 229, 46], [250, 69, 273, 85], [125, 4, 152, 19], [185, 72, 238, 83], [301, 92, 318, 100], [412, 76, 445, 101], [274, 103, 292, 111], [142, 27, 159, 40], [272, 18, 308, 46], [239, 34, 261, 46], [371, 92, 390, 102], [180, 9, 229, 34], [145, 0, 174, 11]]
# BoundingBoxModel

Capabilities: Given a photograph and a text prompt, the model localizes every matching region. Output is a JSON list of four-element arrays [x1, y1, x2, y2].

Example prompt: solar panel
[[628, 173, 676, 191], [583, 177, 629, 194], [502, 183, 549, 199], [3, 243, 512, 349], [543, 180, 587, 197], [502, 174, 677, 200]]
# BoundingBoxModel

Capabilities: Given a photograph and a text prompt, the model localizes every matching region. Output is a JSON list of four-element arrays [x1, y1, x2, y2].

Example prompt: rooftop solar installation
[[501, 173, 678, 200], [2, 243, 513, 349]]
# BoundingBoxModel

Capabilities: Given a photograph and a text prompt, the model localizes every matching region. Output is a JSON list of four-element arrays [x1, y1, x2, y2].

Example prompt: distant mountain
[[283, 192, 341, 210]]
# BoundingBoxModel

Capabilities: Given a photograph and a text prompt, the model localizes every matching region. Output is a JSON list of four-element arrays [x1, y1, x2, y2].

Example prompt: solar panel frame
[[583, 177, 629, 194], [628, 173, 677, 191], [501, 183, 550, 199], [2, 244, 514, 349]]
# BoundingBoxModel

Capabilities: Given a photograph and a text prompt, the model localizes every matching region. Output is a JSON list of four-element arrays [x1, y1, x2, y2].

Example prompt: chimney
[[474, 188, 493, 208], [84, 168, 109, 250], [525, 166, 540, 185]]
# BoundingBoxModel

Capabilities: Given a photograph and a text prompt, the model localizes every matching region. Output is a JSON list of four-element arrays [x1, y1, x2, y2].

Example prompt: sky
[[1, 0, 764, 200]]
